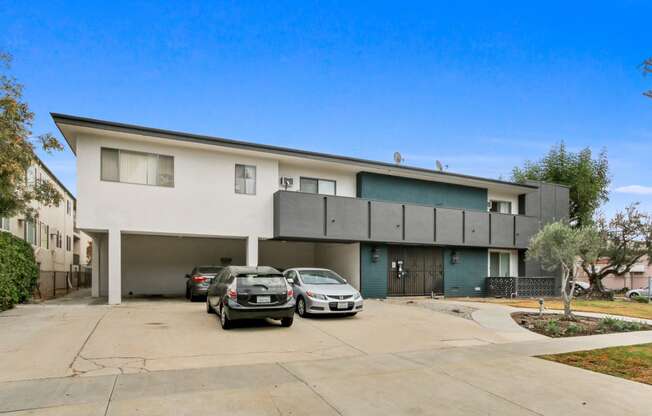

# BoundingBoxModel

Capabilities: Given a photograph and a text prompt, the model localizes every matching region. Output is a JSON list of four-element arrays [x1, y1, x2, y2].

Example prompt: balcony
[[273, 191, 540, 249]]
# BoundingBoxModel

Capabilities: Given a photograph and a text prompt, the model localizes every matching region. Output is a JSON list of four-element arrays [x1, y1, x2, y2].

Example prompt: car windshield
[[197, 267, 222, 274], [299, 270, 346, 285]]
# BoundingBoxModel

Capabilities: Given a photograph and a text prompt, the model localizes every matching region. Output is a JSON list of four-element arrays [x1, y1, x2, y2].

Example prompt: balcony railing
[[273, 191, 540, 249]]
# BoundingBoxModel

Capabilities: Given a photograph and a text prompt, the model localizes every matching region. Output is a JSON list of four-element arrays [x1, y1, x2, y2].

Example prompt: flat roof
[[51, 112, 538, 191]]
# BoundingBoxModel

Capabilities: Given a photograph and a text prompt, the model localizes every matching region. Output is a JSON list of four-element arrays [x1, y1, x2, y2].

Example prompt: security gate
[[387, 246, 444, 296]]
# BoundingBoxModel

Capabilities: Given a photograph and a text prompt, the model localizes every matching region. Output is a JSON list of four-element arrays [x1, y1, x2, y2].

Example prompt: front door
[[387, 246, 444, 296]]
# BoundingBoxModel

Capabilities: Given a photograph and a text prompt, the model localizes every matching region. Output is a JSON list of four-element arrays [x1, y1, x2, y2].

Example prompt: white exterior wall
[[278, 162, 357, 197], [314, 242, 361, 289], [77, 134, 279, 239], [487, 190, 519, 214]]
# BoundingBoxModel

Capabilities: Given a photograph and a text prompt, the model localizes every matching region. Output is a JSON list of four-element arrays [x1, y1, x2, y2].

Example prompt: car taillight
[[227, 288, 237, 300], [192, 275, 207, 283], [287, 287, 293, 298]]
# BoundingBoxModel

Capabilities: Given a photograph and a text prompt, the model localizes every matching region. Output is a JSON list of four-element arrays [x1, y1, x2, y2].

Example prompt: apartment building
[[52, 113, 568, 305], [0, 157, 91, 273]]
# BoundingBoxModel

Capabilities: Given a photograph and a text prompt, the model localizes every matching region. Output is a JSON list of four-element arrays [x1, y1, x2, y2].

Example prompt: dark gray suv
[[185, 266, 223, 301], [206, 266, 295, 329]]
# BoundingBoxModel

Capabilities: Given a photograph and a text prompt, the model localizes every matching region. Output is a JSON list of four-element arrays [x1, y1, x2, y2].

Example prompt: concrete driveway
[[1, 295, 652, 415]]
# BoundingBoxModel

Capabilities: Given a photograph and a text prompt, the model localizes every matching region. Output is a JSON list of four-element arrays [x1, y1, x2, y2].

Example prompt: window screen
[[101, 148, 174, 187], [300, 177, 336, 195]]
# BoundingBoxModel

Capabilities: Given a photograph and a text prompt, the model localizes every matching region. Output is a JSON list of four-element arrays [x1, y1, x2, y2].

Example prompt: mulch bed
[[512, 312, 652, 338]]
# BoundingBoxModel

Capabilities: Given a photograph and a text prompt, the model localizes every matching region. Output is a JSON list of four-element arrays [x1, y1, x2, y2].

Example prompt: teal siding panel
[[443, 247, 488, 297], [357, 172, 487, 211], [360, 244, 388, 298]]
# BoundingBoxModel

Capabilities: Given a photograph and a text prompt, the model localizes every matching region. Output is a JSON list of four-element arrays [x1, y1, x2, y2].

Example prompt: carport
[[91, 232, 248, 299], [258, 240, 360, 289]]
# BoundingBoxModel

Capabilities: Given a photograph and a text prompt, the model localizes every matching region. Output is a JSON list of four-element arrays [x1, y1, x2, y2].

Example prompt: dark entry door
[[387, 246, 444, 296]]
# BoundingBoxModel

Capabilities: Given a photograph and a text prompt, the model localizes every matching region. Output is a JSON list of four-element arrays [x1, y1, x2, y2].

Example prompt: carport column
[[91, 235, 100, 297], [246, 236, 258, 267], [108, 229, 122, 305]]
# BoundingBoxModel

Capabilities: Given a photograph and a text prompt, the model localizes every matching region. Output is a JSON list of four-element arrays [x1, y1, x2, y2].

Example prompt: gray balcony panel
[[370, 201, 403, 242], [404, 205, 435, 243], [326, 196, 368, 240], [515, 216, 539, 248], [435, 208, 463, 245], [491, 214, 515, 247], [464, 211, 490, 246], [274, 192, 325, 238]]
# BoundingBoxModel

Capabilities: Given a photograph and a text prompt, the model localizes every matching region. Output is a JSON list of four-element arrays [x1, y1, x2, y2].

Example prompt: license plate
[[257, 296, 271, 303], [337, 302, 348, 309]]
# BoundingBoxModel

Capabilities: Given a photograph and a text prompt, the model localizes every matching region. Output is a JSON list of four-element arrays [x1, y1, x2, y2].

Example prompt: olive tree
[[527, 221, 582, 319], [578, 204, 652, 297]]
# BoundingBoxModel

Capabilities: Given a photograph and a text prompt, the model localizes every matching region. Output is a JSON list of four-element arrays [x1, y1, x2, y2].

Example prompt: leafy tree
[[578, 204, 652, 297], [0, 53, 63, 219], [527, 221, 582, 319], [642, 57, 652, 98], [512, 142, 609, 228]]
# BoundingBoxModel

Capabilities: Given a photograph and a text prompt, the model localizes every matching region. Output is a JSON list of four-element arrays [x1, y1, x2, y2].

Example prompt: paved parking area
[[1, 296, 652, 415]]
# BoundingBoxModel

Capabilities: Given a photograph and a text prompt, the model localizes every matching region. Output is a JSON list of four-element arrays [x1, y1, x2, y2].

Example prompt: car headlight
[[354, 292, 362, 300], [306, 290, 328, 301]]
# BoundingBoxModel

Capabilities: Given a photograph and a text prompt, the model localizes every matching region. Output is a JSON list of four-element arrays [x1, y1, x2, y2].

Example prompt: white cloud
[[614, 185, 652, 195]]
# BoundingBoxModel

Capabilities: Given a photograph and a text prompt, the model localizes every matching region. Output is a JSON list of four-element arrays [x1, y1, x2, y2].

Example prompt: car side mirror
[[287, 278, 294, 285], [185, 274, 190, 278]]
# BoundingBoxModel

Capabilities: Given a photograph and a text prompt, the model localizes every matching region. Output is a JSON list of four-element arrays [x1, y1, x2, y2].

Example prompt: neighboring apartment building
[[576, 256, 651, 291], [53, 113, 569, 305], [0, 157, 91, 273]]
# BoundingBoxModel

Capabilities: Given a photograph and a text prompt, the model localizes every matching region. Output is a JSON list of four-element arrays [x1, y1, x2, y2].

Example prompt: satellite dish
[[436, 160, 444, 172], [393, 151, 403, 165]]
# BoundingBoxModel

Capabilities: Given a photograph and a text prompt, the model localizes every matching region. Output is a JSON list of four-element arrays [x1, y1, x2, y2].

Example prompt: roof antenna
[[435, 160, 444, 172], [393, 151, 404, 165]]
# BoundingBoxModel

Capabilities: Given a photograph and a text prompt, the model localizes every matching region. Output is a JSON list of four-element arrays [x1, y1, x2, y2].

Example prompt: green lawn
[[540, 343, 652, 385], [456, 298, 652, 320]]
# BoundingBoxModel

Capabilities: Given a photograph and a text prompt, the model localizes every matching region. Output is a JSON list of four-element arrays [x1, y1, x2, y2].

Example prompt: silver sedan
[[283, 268, 363, 317]]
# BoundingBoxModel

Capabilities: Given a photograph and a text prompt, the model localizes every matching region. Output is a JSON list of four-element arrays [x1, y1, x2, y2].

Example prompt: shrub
[[534, 319, 563, 336], [597, 317, 643, 332], [0, 232, 39, 311], [565, 322, 585, 336], [633, 296, 650, 304]]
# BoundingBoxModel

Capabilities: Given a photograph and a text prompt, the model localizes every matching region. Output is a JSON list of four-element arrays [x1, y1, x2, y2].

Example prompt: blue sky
[[1, 1, 651, 217]]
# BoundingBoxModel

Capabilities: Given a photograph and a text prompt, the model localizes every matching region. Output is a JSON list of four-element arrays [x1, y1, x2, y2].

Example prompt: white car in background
[[625, 287, 650, 299]]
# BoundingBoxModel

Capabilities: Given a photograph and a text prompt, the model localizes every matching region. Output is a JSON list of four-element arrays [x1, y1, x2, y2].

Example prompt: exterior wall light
[[450, 250, 460, 264]]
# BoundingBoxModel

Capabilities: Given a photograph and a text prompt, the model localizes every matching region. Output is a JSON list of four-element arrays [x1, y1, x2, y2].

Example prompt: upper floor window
[[25, 220, 36, 245], [489, 200, 512, 214], [66, 235, 71, 252], [26, 166, 37, 187], [235, 164, 256, 195], [300, 177, 336, 195], [101, 148, 174, 187], [66, 200, 71, 215]]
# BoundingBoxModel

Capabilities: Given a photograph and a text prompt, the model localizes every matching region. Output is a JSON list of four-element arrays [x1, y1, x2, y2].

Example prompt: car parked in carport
[[185, 266, 224, 301], [283, 268, 363, 317], [206, 266, 295, 329]]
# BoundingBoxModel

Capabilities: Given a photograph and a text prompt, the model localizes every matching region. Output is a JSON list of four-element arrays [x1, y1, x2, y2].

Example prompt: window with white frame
[[66, 200, 71, 215], [489, 251, 511, 277], [25, 220, 37, 245], [235, 164, 256, 195], [300, 177, 336, 195], [101, 148, 174, 187], [0, 217, 9, 231], [66, 235, 71, 252], [26, 166, 37, 187], [40, 222, 48, 248], [489, 200, 512, 214]]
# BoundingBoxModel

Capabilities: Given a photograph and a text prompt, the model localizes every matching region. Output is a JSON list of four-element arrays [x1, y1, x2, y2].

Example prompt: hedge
[[0, 232, 39, 311]]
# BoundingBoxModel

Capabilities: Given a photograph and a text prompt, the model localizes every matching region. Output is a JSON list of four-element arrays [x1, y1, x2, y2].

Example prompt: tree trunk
[[561, 267, 575, 321], [586, 273, 612, 300]]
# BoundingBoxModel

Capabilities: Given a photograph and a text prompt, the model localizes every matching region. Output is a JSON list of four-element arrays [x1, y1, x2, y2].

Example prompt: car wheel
[[206, 298, 214, 314], [189, 290, 198, 302], [220, 305, 232, 330], [630, 292, 640, 299], [185, 287, 190, 300], [296, 297, 308, 317], [281, 317, 294, 327]]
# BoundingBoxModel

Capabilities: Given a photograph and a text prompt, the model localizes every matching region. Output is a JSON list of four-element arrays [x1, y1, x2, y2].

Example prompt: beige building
[[0, 157, 91, 273]]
